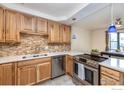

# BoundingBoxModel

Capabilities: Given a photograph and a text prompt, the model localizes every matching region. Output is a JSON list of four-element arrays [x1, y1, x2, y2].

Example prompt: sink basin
[[22, 54, 48, 59]]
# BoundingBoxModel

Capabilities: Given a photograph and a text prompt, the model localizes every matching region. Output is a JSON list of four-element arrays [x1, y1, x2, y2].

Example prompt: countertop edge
[[0, 52, 83, 64], [99, 62, 124, 73]]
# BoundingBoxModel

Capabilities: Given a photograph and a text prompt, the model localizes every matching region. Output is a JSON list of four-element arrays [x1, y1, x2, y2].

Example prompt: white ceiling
[[74, 3, 124, 31], [0, 3, 89, 22], [1, 3, 124, 31], [20, 3, 84, 18]]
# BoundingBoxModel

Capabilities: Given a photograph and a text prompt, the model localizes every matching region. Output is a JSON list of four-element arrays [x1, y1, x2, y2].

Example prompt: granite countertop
[[99, 57, 124, 73], [0, 51, 83, 64], [101, 51, 124, 57]]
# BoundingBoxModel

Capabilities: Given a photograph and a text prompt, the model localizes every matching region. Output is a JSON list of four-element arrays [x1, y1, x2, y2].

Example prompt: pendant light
[[108, 3, 117, 33], [115, 18, 122, 28]]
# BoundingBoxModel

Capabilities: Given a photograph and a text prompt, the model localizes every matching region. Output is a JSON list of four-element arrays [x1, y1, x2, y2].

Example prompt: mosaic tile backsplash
[[0, 35, 71, 57]]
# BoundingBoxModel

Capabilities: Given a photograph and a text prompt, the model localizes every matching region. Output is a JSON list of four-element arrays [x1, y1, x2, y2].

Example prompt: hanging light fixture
[[115, 18, 122, 28], [108, 3, 117, 33]]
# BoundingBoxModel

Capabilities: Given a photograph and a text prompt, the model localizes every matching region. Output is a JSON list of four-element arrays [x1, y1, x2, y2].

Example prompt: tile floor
[[39, 75, 75, 85]]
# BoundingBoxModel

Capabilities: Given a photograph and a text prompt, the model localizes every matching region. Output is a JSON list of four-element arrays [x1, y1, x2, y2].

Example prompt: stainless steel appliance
[[52, 55, 65, 78], [73, 61, 85, 85], [73, 54, 108, 85]]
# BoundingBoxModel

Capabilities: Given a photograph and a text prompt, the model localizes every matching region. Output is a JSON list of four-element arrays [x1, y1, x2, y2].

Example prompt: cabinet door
[[66, 56, 73, 76], [37, 18, 47, 34], [100, 74, 120, 85], [66, 26, 71, 44], [17, 65, 36, 85], [0, 8, 5, 42], [5, 10, 20, 43], [0, 63, 13, 85], [60, 25, 71, 44], [20, 14, 36, 33], [59, 24, 64, 43], [37, 62, 51, 83], [48, 21, 60, 43], [63, 25, 71, 44]]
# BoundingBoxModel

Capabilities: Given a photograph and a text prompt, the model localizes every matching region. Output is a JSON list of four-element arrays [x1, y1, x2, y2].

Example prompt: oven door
[[73, 61, 85, 80], [74, 61, 78, 75], [78, 62, 85, 80], [84, 65, 98, 85]]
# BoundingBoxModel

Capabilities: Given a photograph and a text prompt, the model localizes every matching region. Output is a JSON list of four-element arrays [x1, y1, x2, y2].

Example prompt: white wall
[[91, 29, 106, 52], [71, 25, 91, 53]]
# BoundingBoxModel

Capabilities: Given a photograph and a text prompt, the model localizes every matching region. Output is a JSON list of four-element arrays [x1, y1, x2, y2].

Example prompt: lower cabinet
[[37, 62, 51, 83], [17, 58, 51, 85], [0, 63, 14, 85], [101, 74, 120, 85], [17, 65, 36, 85], [100, 66, 124, 85], [65, 55, 73, 76]]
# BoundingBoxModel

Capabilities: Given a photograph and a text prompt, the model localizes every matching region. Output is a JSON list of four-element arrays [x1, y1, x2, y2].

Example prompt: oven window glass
[[84, 68, 94, 85], [74, 62, 78, 75]]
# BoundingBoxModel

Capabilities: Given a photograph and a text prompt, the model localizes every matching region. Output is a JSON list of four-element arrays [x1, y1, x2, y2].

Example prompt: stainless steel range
[[73, 54, 108, 85]]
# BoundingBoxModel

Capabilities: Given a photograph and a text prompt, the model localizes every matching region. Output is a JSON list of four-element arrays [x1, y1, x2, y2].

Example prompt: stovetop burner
[[78, 54, 108, 62]]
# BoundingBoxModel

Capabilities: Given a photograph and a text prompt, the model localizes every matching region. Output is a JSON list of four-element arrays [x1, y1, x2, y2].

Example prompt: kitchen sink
[[22, 54, 48, 59]]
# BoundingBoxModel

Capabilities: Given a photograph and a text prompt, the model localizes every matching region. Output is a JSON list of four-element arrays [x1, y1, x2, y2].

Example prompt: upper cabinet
[[60, 25, 71, 44], [20, 14, 36, 33], [48, 21, 71, 44], [0, 8, 4, 43], [64, 25, 71, 44], [0, 8, 20, 43], [5, 10, 20, 43], [48, 21, 60, 43], [20, 14, 48, 36], [36, 18, 48, 35], [0, 7, 71, 44]]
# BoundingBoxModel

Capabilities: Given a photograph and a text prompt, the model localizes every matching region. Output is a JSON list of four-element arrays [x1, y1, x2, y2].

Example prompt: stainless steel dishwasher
[[52, 55, 65, 78]]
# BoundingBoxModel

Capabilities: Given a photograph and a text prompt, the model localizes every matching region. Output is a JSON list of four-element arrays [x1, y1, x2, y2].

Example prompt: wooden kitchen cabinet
[[100, 66, 124, 85], [48, 21, 60, 43], [0, 7, 71, 44], [48, 21, 71, 44], [17, 65, 36, 85], [0, 8, 20, 43], [60, 25, 71, 44], [0, 63, 14, 85], [37, 62, 51, 83], [17, 57, 51, 85], [65, 25, 71, 44], [0, 8, 5, 43], [65, 55, 73, 76], [101, 74, 120, 85], [20, 13, 36, 33], [36, 18, 48, 35], [5, 10, 20, 43]]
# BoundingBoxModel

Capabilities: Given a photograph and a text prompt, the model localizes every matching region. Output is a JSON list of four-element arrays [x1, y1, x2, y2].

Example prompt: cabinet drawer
[[101, 74, 120, 85], [17, 57, 51, 67], [101, 66, 120, 80]]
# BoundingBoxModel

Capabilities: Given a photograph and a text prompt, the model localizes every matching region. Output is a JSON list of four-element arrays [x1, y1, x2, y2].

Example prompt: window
[[109, 33, 118, 50], [109, 32, 124, 52], [119, 33, 124, 51]]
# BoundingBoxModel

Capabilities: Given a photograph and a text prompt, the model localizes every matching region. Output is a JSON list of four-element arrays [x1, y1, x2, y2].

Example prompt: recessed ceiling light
[[72, 18, 76, 21]]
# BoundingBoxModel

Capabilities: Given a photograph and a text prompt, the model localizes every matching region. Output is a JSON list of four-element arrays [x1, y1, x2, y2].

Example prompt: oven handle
[[74, 60, 98, 72], [84, 65, 98, 72]]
